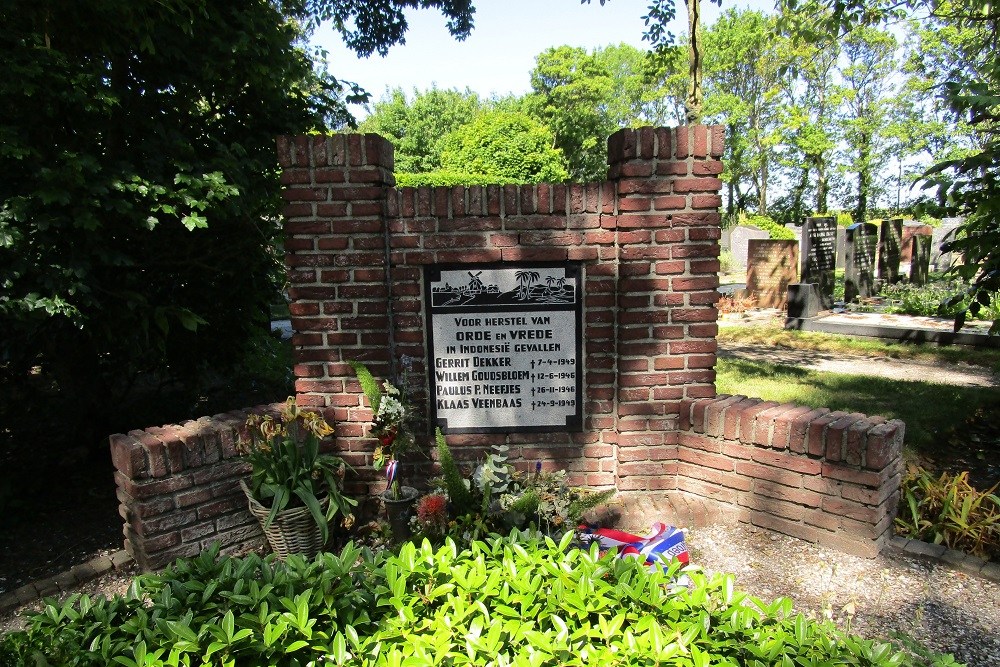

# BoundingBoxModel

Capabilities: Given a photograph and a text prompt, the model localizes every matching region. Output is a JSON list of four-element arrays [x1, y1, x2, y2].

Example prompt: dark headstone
[[877, 218, 903, 283], [836, 227, 847, 270], [746, 239, 799, 308], [787, 283, 821, 319], [800, 216, 838, 308], [845, 222, 878, 303], [909, 235, 932, 286]]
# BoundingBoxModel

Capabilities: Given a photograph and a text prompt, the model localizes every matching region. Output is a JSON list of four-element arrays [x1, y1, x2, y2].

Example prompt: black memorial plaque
[[878, 218, 903, 283], [801, 216, 838, 308], [845, 222, 878, 303], [425, 262, 583, 433]]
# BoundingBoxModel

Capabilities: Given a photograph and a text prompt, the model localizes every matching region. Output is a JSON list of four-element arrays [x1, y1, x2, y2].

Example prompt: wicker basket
[[240, 479, 328, 560]]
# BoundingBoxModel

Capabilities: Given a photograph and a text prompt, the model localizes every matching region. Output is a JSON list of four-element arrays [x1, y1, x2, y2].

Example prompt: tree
[[439, 111, 569, 183], [773, 18, 842, 218], [701, 9, 788, 215], [838, 26, 898, 223], [0, 0, 476, 443], [593, 43, 659, 128], [528, 46, 617, 181], [358, 87, 482, 173], [593, 0, 724, 123], [640, 43, 690, 127]]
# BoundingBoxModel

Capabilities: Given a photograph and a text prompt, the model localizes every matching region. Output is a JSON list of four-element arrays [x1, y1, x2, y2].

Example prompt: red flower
[[379, 427, 397, 447], [417, 493, 448, 527]]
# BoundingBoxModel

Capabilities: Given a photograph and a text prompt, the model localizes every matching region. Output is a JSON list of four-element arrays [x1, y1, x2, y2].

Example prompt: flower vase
[[382, 485, 419, 542], [241, 479, 328, 560]]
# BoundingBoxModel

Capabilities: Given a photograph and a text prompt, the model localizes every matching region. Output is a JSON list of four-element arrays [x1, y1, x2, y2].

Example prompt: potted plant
[[349, 361, 419, 539], [238, 398, 356, 559]]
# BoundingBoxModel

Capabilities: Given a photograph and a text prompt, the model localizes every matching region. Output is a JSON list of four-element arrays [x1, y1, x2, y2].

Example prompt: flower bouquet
[[349, 361, 417, 501], [238, 398, 356, 557]]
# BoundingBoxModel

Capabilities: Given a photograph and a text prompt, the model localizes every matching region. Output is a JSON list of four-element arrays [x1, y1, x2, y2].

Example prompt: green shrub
[[740, 213, 797, 240], [896, 465, 1000, 560], [879, 280, 1000, 321], [832, 210, 854, 226], [719, 249, 737, 275], [1, 536, 950, 666], [394, 170, 500, 187]]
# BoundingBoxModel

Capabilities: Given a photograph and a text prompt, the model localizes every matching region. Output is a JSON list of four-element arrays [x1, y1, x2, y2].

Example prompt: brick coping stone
[[2, 538, 997, 616]]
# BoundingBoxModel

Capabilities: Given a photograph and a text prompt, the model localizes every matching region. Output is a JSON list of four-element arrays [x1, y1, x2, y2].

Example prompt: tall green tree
[[702, 9, 788, 215], [0, 0, 475, 441], [358, 87, 482, 173], [528, 46, 616, 181], [838, 25, 898, 223], [773, 20, 842, 218]]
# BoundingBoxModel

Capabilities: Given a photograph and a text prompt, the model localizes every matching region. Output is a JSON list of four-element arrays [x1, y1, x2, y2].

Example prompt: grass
[[716, 357, 1000, 457], [719, 322, 1000, 373]]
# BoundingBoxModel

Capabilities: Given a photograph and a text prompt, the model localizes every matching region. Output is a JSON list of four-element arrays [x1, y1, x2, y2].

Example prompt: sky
[[311, 0, 774, 114]]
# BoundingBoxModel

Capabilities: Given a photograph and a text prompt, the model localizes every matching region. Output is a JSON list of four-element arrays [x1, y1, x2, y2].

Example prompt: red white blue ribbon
[[385, 459, 398, 486], [579, 522, 689, 571]]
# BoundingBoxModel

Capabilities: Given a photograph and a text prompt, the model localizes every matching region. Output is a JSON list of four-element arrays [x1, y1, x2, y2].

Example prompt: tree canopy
[[0, 0, 476, 440]]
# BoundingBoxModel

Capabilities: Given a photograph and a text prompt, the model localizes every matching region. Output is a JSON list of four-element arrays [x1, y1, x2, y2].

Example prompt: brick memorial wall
[[111, 127, 904, 568]]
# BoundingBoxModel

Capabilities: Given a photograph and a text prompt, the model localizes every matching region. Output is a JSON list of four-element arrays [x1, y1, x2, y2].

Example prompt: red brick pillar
[[276, 134, 395, 489], [607, 126, 725, 517]]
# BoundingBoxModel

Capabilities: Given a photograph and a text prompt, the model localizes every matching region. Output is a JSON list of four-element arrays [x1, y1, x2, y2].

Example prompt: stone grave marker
[[836, 227, 847, 271], [800, 216, 838, 308], [900, 222, 933, 263], [877, 218, 903, 283], [845, 222, 878, 303], [746, 239, 799, 309], [931, 218, 962, 271], [909, 235, 932, 286], [729, 225, 769, 270], [427, 262, 583, 433]]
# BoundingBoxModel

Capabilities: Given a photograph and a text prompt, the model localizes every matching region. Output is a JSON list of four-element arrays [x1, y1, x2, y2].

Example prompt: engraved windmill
[[466, 271, 484, 294]]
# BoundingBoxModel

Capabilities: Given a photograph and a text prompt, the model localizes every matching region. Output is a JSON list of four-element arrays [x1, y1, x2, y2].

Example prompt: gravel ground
[[2, 525, 997, 667], [687, 524, 1000, 667]]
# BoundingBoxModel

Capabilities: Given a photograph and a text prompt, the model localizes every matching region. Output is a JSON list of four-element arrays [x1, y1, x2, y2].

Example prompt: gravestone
[[800, 216, 838, 309], [784, 223, 802, 242], [845, 222, 878, 303], [721, 226, 732, 251], [931, 219, 962, 271], [746, 239, 799, 309], [427, 263, 583, 433], [729, 225, 769, 270], [836, 227, 847, 270], [900, 222, 933, 263], [877, 218, 904, 283], [909, 235, 932, 286]]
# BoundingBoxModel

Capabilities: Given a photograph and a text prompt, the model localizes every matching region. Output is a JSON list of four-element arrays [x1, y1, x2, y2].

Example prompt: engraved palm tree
[[544, 275, 556, 294], [514, 270, 540, 300]]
